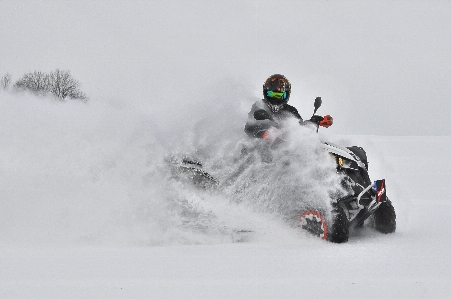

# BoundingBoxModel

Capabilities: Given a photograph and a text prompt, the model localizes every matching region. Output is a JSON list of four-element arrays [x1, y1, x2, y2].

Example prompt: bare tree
[[14, 71, 50, 95], [1, 73, 12, 90], [13, 69, 87, 101], [48, 69, 87, 101]]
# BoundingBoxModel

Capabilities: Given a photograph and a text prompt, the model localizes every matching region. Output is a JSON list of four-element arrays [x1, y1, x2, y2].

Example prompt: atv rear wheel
[[297, 210, 329, 240], [297, 206, 349, 243], [373, 199, 396, 234]]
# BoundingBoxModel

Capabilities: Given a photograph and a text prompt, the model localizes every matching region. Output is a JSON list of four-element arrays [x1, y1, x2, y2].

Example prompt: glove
[[310, 115, 324, 124], [319, 115, 333, 128]]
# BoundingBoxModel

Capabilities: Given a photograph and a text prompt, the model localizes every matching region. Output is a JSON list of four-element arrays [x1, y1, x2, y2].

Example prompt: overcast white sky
[[1, 0, 450, 135]]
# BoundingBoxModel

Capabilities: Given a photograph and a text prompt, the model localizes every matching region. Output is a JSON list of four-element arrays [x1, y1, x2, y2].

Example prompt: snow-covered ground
[[1, 92, 450, 298]]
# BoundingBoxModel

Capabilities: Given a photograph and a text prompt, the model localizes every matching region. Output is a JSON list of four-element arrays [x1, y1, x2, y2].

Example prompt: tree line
[[1, 69, 87, 101]]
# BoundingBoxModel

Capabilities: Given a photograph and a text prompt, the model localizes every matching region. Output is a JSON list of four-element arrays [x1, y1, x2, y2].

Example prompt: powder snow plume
[[0, 81, 343, 246]]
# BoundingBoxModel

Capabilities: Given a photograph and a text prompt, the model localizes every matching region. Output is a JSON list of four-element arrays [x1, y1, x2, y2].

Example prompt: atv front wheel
[[373, 199, 396, 234]]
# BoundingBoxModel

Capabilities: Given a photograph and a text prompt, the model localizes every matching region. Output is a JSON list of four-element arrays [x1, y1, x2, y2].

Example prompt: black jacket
[[244, 100, 304, 138]]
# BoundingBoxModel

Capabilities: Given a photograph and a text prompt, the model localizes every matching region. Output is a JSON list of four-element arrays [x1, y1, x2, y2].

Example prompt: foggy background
[[1, 0, 450, 136]]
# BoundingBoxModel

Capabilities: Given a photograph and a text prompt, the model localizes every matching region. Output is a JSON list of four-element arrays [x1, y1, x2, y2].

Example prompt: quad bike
[[296, 98, 396, 243], [169, 98, 396, 243]]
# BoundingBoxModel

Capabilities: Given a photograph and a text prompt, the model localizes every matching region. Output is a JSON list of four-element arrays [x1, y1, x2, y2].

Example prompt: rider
[[244, 74, 333, 140]]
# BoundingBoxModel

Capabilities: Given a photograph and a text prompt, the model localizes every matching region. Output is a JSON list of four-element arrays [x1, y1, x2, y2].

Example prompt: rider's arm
[[244, 114, 275, 138], [283, 104, 303, 122], [244, 102, 278, 138], [302, 114, 333, 128]]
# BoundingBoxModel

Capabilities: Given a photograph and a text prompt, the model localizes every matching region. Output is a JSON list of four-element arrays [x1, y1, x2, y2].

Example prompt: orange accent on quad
[[297, 210, 328, 240]]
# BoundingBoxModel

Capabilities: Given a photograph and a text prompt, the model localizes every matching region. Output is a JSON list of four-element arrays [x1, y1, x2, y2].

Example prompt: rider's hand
[[310, 115, 324, 124], [319, 115, 333, 128]]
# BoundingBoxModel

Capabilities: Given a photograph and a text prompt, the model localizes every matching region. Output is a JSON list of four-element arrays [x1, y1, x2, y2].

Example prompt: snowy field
[[1, 93, 450, 299]]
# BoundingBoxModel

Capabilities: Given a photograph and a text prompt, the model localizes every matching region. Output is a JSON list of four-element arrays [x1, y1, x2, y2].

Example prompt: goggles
[[266, 90, 287, 100]]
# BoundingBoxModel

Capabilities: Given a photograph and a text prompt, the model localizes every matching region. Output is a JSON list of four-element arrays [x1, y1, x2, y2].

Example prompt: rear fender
[[373, 179, 387, 203]]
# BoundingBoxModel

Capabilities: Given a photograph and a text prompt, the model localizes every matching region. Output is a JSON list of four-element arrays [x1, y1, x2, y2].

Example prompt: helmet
[[263, 74, 291, 107]]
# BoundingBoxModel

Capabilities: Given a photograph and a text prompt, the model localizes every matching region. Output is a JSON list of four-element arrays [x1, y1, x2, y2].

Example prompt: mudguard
[[374, 179, 387, 203]]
